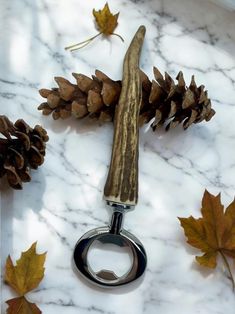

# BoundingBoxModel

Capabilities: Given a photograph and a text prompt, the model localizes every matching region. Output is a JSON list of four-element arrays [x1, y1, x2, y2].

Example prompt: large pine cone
[[38, 67, 215, 131], [0, 116, 49, 189]]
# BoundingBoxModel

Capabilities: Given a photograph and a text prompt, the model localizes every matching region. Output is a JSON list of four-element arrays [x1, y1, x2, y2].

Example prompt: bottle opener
[[74, 26, 147, 287]]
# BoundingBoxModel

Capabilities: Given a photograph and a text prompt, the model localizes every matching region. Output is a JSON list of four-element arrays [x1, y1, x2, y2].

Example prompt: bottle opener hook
[[74, 205, 147, 287]]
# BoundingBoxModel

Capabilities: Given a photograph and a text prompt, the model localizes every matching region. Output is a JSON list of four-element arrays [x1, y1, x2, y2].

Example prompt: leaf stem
[[112, 33, 124, 42], [219, 250, 235, 291], [65, 33, 101, 51]]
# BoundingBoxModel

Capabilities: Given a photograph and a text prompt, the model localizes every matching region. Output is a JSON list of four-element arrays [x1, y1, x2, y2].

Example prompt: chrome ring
[[73, 226, 147, 287]]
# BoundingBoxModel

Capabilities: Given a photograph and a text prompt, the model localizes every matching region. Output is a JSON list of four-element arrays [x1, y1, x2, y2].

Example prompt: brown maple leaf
[[5, 242, 46, 313], [93, 2, 119, 36], [65, 2, 123, 52], [6, 297, 41, 314], [179, 190, 235, 289]]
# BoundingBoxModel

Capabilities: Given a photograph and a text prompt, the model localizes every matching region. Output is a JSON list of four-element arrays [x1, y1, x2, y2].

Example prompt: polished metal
[[73, 207, 147, 287], [106, 200, 135, 212]]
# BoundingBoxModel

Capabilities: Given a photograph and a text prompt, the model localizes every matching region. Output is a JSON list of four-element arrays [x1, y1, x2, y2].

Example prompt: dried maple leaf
[[179, 190, 235, 289], [65, 2, 123, 52], [6, 297, 41, 314], [5, 242, 46, 313], [93, 2, 119, 36]]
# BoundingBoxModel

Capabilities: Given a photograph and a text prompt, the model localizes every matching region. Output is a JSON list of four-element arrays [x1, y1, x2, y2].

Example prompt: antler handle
[[104, 25, 146, 206]]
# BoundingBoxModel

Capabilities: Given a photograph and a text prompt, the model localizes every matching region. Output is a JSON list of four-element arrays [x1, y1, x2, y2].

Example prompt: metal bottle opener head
[[73, 26, 147, 288], [74, 206, 147, 287]]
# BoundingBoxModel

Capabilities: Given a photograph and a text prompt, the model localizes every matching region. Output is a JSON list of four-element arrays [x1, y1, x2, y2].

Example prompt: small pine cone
[[38, 68, 215, 130], [38, 70, 121, 122], [0, 115, 49, 189], [141, 68, 215, 130]]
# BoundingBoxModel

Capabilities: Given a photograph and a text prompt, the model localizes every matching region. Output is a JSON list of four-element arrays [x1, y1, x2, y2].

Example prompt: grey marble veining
[[1, 0, 235, 313]]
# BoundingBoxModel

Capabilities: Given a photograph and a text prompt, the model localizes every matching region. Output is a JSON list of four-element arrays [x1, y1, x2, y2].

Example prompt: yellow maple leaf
[[65, 2, 123, 52], [93, 2, 119, 35], [6, 296, 41, 314], [179, 190, 235, 289], [5, 242, 46, 296]]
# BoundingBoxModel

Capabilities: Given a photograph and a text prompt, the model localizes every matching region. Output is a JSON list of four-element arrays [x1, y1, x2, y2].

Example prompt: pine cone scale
[[15, 131, 31, 150], [8, 147, 25, 169], [54, 77, 76, 101]]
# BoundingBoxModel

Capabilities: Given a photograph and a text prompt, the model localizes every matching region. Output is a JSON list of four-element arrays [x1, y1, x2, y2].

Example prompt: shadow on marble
[[139, 122, 216, 165], [0, 169, 46, 263], [39, 115, 111, 135]]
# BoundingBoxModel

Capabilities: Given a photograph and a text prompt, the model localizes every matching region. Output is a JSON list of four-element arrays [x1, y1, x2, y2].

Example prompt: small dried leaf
[[93, 3, 119, 36], [65, 3, 122, 52], [5, 242, 46, 296], [179, 190, 235, 289], [196, 252, 217, 268], [6, 296, 41, 314]]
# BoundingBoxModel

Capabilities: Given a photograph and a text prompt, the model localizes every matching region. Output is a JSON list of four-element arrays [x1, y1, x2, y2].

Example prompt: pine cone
[[38, 67, 215, 130], [0, 115, 49, 189]]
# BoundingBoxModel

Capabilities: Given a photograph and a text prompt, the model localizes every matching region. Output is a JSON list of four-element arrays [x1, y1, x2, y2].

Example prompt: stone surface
[[1, 0, 235, 313]]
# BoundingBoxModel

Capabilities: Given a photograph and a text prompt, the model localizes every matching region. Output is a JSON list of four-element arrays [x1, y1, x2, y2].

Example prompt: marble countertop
[[1, 0, 235, 313]]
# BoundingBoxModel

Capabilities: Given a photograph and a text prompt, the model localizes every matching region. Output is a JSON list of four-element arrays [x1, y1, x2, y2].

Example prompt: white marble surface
[[1, 0, 235, 313]]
